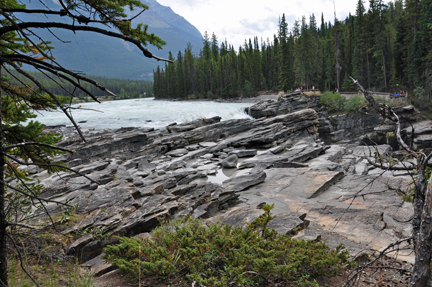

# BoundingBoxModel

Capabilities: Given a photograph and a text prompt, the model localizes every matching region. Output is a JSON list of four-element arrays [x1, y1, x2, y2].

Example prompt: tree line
[[153, 0, 432, 104], [5, 70, 154, 100]]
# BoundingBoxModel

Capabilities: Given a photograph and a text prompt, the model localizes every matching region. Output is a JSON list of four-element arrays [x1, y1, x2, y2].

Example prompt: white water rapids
[[34, 98, 253, 130]]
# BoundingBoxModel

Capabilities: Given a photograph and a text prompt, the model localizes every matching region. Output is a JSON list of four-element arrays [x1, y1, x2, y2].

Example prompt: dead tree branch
[[350, 76, 432, 287]]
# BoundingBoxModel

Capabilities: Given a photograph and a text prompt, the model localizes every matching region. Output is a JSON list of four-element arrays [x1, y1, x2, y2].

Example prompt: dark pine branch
[[0, 22, 172, 62]]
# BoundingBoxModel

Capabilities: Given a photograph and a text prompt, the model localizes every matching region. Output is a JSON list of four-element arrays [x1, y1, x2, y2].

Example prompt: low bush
[[320, 91, 346, 113], [320, 92, 369, 114], [103, 204, 351, 286], [344, 95, 367, 112]]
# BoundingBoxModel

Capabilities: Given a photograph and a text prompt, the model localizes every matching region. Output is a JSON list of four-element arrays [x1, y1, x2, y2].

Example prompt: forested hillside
[[5, 70, 153, 100], [154, 0, 432, 104], [21, 0, 203, 79]]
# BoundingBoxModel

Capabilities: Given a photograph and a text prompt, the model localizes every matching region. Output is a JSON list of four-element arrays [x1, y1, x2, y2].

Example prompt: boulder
[[220, 154, 238, 168], [247, 95, 320, 119]]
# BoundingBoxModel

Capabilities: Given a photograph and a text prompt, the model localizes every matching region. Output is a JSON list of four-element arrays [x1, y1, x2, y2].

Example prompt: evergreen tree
[[292, 20, 303, 88], [166, 52, 176, 98], [153, 2, 432, 102], [211, 32, 219, 62], [352, 0, 367, 85], [278, 14, 293, 91], [175, 51, 185, 98], [202, 31, 212, 61], [419, 0, 432, 101], [183, 43, 195, 96]]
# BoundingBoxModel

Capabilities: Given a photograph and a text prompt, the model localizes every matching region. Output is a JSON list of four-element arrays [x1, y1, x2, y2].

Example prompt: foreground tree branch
[[3, 142, 75, 153], [345, 237, 412, 287], [0, 1, 172, 285], [0, 22, 171, 62]]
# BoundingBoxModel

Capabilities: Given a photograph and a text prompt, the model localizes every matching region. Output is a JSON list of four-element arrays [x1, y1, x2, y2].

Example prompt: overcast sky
[[156, 0, 389, 48]]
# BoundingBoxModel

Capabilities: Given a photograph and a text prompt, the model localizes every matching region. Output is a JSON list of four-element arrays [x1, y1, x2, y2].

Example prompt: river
[[34, 98, 253, 130]]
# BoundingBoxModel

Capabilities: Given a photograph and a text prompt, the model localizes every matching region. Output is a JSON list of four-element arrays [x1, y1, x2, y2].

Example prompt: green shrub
[[344, 95, 367, 112], [320, 92, 369, 114], [103, 205, 350, 286], [320, 91, 346, 113]]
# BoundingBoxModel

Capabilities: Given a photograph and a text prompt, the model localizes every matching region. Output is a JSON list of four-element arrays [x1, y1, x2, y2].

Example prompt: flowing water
[[34, 98, 253, 129]]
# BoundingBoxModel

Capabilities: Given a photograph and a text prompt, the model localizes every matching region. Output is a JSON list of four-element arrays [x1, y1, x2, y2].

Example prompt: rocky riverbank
[[24, 93, 432, 281]]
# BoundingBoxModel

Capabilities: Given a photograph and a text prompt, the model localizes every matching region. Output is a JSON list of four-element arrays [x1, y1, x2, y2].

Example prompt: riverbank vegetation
[[319, 91, 404, 114], [8, 257, 94, 287], [154, 0, 432, 107], [103, 205, 351, 287]]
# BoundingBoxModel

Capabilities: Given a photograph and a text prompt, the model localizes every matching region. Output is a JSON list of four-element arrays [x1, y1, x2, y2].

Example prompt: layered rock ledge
[[24, 98, 425, 275]]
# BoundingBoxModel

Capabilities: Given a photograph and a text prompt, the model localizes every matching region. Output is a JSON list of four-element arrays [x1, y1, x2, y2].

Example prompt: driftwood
[[350, 76, 432, 287]]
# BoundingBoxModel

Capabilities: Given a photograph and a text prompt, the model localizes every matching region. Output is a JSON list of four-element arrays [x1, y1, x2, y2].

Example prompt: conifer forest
[[5, 70, 154, 100], [153, 0, 432, 105]]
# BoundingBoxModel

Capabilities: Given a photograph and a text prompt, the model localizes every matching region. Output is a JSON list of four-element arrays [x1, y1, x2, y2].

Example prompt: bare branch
[[1, 8, 66, 16], [0, 55, 87, 141], [7, 222, 37, 229], [366, 266, 410, 272], [3, 53, 111, 101], [32, 64, 99, 102], [409, 121, 416, 151], [331, 172, 386, 231], [5, 233, 40, 287], [345, 237, 412, 287], [2, 181, 71, 207], [4, 161, 71, 234], [0, 10, 66, 69], [5, 154, 100, 185], [3, 142, 75, 153], [350, 76, 418, 159], [0, 22, 173, 62], [365, 156, 416, 171]]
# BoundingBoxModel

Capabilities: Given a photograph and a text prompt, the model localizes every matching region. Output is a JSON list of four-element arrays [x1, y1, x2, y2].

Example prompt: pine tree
[[352, 0, 367, 85], [292, 20, 303, 88], [278, 14, 292, 91], [175, 51, 185, 98], [211, 32, 219, 62], [183, 43, 195, 96]]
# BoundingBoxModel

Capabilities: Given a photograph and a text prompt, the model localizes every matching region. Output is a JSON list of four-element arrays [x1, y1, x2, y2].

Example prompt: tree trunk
[[367, 53, 371, 90], [0, 65, 8, 286], [382, 51, 387, 91], [410, 167, 432, 287], [335, 39, 341, 90]]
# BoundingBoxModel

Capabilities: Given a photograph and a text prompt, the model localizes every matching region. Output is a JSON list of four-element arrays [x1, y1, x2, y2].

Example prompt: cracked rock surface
[[25, 99, 423, 267]]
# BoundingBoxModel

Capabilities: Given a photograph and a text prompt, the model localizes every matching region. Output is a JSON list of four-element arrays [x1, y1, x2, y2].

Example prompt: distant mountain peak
[[141, 0, 203, 41]]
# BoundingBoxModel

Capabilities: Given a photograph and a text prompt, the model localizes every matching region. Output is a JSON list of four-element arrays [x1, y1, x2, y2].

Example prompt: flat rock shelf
[[22, 94, 430, 282]]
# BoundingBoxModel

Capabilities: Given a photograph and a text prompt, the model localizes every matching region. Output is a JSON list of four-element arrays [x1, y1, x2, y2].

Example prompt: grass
[[8, 256, 95, 287]]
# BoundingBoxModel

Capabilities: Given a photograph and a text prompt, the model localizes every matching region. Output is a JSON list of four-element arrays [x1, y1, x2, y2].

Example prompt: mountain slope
[[22, 0, 203, 79]]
